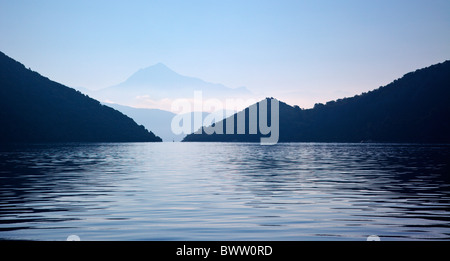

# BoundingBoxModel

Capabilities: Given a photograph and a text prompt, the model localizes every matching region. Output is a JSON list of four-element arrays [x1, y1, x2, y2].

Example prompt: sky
[[1, 0, 449, 109]]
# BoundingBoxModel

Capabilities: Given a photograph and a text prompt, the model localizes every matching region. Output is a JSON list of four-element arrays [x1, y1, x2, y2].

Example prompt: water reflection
[[0, 143, 449, 240]]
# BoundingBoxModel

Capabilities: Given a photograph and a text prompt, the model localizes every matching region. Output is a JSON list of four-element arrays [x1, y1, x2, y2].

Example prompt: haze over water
[[0, 143, 449, 240]]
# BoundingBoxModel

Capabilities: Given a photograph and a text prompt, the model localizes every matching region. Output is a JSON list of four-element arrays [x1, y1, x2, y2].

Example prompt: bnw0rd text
[[176, 245, 273, 258]]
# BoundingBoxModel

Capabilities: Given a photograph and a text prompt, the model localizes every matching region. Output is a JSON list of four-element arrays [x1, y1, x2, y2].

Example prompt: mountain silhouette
[[0, 51, 162, 142], [104, 103, 180, 142], [183, 61, 450, 143], [117, 63, 202, 89], [106, 103, 231, 142], [87, 63, 252, 107]]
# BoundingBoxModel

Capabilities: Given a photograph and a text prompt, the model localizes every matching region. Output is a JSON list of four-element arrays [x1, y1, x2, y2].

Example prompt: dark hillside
[[183, 61, 450, 143], [0, 51, 161, 142]]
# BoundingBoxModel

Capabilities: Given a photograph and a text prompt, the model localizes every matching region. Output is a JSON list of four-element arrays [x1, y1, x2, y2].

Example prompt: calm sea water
[[0, 142, 449, 241]]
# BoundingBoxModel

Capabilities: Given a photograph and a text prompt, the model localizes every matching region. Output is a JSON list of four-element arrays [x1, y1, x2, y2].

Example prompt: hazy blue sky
[[1, 0, 449, 108]]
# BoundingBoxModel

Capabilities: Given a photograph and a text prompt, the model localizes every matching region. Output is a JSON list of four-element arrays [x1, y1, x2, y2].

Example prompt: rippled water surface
[[0, 143, 449, 240]]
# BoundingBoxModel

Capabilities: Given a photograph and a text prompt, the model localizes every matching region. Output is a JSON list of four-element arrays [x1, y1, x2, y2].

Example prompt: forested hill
[[183, 60, 450, 143], [0, 51, 161, 142]]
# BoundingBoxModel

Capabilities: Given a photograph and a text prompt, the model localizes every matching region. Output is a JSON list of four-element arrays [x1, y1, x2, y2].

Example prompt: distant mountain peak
[[102, 63, 252, 100], [126, 63, 181, 84], [90, 62, 253, 108], [151, 62, 170, 69], [130, 63, 178, 75], [140, 62, 173, 73]]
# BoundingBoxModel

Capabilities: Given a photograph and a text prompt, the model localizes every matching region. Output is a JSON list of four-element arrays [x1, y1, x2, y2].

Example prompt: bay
[[0, 143, 449, 241]]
